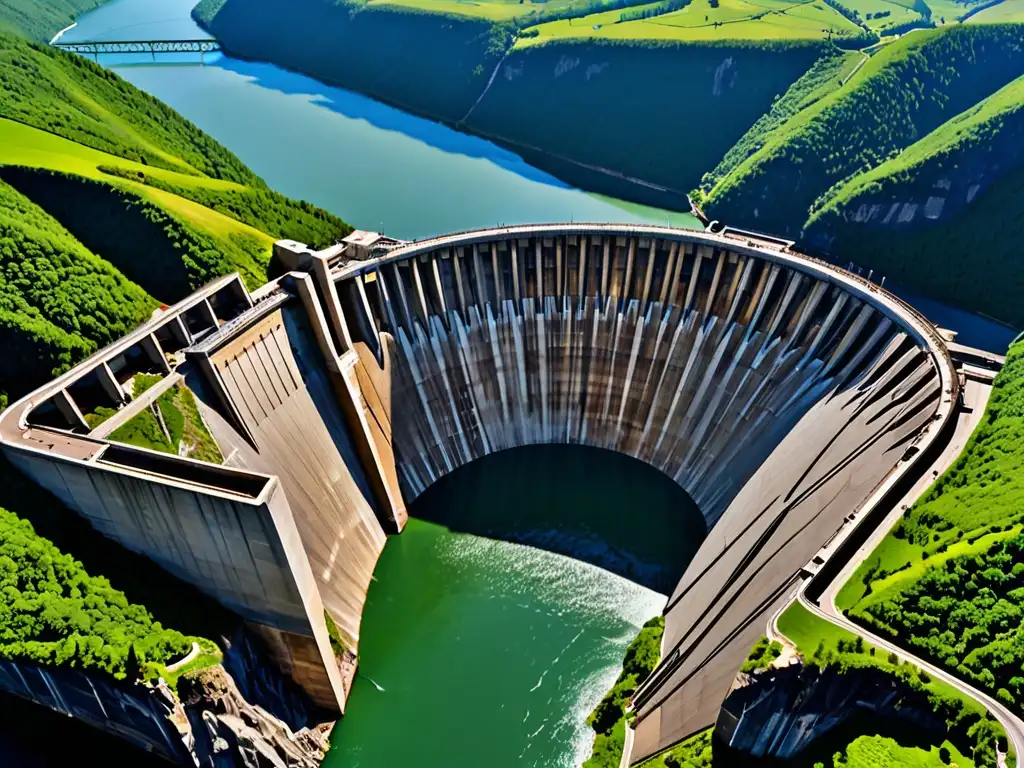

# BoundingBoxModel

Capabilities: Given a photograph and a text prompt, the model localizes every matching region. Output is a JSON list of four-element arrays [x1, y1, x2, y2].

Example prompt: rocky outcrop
[[0, 627, 333, 768], [715, 661, 946, 759], [178, 666, 331, 768]]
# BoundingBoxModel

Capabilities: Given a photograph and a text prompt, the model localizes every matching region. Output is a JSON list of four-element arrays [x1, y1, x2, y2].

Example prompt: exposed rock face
[[178, 665, 331, 768], [0, 625, 333, 768], [715, 662, 945, 759], [220, 628, 328, 733]]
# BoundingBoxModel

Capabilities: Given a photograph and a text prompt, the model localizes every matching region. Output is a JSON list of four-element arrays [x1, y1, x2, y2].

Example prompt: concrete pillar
[[201, 299, 219, 329], [170, 316, 192, 348], [312, 255, 353, 353], [140, 334, 172, 374], [54, 390, 89, 432], [97, 363, 126, 404]]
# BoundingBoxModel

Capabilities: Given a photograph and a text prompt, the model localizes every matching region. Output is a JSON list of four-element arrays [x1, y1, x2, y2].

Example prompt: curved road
[[773, 371, 1024, 767]]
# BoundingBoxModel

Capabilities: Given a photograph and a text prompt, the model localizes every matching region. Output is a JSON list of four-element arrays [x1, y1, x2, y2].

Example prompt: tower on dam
[[0, 224, 956, 762]]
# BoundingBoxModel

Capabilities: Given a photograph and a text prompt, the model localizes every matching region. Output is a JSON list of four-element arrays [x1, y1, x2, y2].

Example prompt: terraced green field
[[519, 0, 864, 44]]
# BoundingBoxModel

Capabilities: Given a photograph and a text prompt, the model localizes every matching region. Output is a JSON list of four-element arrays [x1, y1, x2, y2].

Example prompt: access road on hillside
[[776, 371, 1024, 767]]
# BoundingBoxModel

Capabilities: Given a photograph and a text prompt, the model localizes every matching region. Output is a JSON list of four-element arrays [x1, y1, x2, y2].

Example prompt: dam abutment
[[0, 224, 956, 762]]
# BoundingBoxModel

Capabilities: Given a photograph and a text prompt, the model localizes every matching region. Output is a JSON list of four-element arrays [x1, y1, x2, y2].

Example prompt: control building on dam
[[0, 223, 957, 762]]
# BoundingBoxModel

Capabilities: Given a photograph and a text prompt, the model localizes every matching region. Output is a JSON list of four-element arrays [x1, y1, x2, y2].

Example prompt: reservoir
[[332, 446, 706, 768], [58, 0, 699, 242]]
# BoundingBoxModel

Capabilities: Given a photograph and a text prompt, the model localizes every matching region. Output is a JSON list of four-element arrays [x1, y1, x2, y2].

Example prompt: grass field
[[967, 0, 1024, 22], [0, 118, 271, 245], [520, 0, 863, 44]]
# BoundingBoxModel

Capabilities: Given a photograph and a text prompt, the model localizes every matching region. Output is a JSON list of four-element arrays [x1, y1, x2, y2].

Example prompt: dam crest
[[0, 224, 956, 762]]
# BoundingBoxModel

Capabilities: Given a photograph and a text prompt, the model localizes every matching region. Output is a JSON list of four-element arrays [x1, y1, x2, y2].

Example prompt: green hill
[[803, 75, 1024, 324], [699, 24, 1024, 238], [0, 34, 352, 404], [0, 0, 108, 42]]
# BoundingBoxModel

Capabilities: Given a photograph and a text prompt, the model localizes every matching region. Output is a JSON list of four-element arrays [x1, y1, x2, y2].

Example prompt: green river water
[[329, 446, 705, 768]]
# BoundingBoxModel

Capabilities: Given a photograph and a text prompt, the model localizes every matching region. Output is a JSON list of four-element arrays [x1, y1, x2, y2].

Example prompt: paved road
[[775, 373, 1024, 767]]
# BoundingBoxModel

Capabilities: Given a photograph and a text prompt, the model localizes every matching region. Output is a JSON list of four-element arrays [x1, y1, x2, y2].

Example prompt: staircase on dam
[[0, 224, 956, 763]]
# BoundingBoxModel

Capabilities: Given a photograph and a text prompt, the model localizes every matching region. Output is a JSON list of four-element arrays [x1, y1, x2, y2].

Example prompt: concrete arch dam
[[0, 224, 956, 763]]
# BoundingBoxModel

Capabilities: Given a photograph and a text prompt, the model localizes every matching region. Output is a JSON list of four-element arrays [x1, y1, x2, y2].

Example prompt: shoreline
[[49, 22, 78, 45]]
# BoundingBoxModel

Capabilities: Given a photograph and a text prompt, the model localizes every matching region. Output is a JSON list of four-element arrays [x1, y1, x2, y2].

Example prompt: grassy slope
[[0, 0, 107, 42], [701, 24, 1024, 237], [520, 0, 864, 45], [968, 1, 1024, 22], [801, 75, 1024, 323]]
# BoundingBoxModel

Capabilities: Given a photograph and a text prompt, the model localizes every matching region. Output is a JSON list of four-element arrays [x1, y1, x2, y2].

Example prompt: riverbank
[[193, 0, 825, 199]]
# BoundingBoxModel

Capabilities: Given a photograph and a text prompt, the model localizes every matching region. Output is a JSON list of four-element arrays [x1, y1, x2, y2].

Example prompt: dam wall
[[0, 275, 358, 713], [184, 277, 387, 660], [0, 224, 955, 763], [324, 224, 954, 761]]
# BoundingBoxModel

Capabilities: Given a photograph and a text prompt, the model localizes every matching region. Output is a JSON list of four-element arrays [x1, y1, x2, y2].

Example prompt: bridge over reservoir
[[52, 39, 221, 58], [0, 223, 957, 763]]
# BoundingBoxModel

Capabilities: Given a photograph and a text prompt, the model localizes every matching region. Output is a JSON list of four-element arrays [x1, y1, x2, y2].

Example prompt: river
[[58, 0, 699, 242]]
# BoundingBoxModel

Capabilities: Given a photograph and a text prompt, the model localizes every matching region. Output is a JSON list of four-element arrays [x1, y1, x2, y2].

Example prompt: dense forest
[[0, 506, 195, 679], [0, 177, 154, 400], [841, 338, 1024, 717], [700, 24, 1024, 236]]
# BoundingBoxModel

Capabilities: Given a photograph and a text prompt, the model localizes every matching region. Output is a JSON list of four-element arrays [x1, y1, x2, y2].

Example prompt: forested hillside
[[0, 506, 197, 679], [840, 337, 1024, 718], [803, 75, 1024, 323], [196, 0, 825, 198], [0, 177, 153, 400], [699, 24, 1024, 237], [0, 0, 107, 41], [0, 34, 352, 405]]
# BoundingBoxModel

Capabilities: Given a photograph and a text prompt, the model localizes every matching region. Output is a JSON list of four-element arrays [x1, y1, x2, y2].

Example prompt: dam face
[[0, 224, 955, 762]]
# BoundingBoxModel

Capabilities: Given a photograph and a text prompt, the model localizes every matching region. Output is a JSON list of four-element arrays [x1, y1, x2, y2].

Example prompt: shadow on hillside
[[212, 56, 575, 190]]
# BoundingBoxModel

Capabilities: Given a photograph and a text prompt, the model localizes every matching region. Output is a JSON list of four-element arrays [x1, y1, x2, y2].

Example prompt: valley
[[0, 1, 1022, 768]]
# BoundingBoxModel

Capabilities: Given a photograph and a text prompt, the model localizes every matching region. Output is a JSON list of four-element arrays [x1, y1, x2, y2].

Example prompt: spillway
[[0, 224, 956, 763]]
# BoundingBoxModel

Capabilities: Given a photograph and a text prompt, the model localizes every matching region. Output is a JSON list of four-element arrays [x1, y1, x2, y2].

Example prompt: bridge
[[52, 39, 221, 59]]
